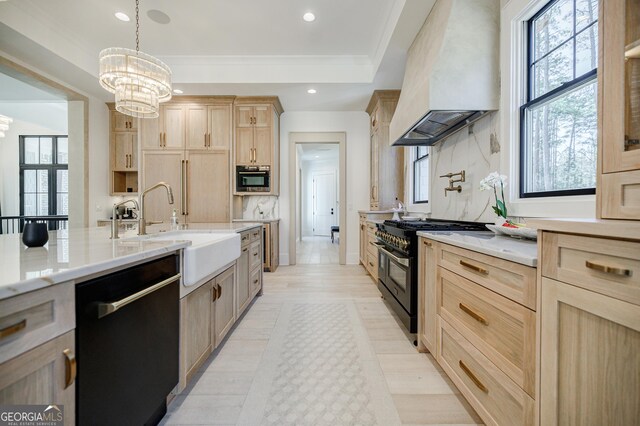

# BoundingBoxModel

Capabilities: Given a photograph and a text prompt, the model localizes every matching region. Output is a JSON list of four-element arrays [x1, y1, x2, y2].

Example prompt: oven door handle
[[378, 246, 409, 267], [238, 172, 267, 175]]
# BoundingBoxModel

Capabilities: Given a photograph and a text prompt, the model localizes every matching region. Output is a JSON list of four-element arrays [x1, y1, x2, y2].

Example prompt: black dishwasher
[[75, 254, 180, 426]]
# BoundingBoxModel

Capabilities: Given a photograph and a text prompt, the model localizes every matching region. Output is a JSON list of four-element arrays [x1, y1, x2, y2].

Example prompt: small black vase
[[22, 222, 49, 247]]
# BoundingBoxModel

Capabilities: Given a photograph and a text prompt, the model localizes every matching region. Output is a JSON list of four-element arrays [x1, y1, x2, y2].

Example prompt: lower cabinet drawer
[[439, 268, 536, 397], [438, 319, 535, 426], [366, 251, 378, 280], [240, 231, 250, 247], [250, 267, 261, 295], [249, 227, 261, 243], [249, 241, 261, 270]]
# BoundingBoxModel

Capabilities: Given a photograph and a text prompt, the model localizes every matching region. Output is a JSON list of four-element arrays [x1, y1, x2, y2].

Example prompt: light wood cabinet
[[213, 266, 235, 346], [233, 97, 283, 196], [359, 214, 367, 266], [108, 106, 139, 195], [186, 104, 232, 150], [185, 150, 230, 223], [429, 243, 537, 426], [598, 0, 640, 219], [363, 221, 379, 282], [141, 97, 234, 223], [263, 221, 279, 272], [236, 245, 251, 316], [179, 280, 214, 388], [366, 90, 403, 210], [538, 229, 640, 425], [0, 331, 76, 426], [418, 237, 438, 354]]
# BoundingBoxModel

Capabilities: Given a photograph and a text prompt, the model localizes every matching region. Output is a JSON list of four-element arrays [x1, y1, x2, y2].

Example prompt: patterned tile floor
[[161, 264, 482, 426]]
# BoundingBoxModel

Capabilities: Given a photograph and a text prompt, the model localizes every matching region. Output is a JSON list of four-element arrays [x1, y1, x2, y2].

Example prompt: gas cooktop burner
[[382, 219, 488, 232]]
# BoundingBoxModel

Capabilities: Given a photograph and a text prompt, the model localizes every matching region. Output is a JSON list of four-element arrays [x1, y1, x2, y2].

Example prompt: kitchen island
[[0, 222, 263, 425]]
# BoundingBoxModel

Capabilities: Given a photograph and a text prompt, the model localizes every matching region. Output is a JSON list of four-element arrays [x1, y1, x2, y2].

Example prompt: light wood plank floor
[[296, 236, 339, 264], [162, 264, 482, 425]]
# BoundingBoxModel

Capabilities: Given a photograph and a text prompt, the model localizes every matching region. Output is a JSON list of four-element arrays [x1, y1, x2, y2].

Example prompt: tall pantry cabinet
[[365, 91, 403, 210], [140, 97, 234, 223]]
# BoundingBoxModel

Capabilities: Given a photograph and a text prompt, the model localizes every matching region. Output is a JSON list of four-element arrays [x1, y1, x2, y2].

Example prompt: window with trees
[[413, 146, 429, 203], [521, 0, 598, 198], [19, 136, 69, 216]]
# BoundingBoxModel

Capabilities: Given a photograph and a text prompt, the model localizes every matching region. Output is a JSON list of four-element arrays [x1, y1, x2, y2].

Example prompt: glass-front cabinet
[[599, 0, 640, 219]]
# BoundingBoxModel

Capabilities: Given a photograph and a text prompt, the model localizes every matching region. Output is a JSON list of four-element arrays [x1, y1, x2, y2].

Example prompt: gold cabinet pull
[[98, 273, 181, 318], [459, 360, 488, 393], [368, 261, 374, 267], [0, 319, 26, 340], [253, 278, 259, 284], [212, 285, 218, 302], [423, 240, 432, 247], [185, 160, 189, 216], [63, 348, 76, 389], [217, 284, 222, 299], [254, 252, 259, 257], [459, 303, 488, 325], [585, 260, 632, 277], [459, 260, 488, 275], [242, 247, 248, 252]]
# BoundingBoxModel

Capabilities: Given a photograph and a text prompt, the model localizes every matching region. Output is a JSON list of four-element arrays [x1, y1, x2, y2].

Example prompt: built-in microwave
[[236, 165, 271, 192]]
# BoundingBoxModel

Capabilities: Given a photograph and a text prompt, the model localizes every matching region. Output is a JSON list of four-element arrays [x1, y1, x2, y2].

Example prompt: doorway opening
[[297, 144, 339, 264], [289, 132, 346, 265]]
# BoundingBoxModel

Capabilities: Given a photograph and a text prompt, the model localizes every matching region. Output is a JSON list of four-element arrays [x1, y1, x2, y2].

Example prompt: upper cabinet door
[[113, 133, 130, 171], [254, 106, 270, 127], [161, 105, 186, 149], [253, 127, 272, 165], [601, 0, 640, 173], [185, 105, 209, 150], [208, 105, 232, 150], [140, 115, 161, 149], [235, 127, 254, 165], [236, 106, 254, 128]]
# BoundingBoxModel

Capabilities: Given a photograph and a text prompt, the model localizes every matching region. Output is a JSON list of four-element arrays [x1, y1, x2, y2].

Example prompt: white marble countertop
[[417, 231, 538, 267], [232, 218, 280, 223], [0, 222, 264, 301]]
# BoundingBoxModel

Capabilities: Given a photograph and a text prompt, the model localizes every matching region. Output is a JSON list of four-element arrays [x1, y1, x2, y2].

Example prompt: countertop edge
[[527, 218, 640, 240], [417, 231, 538, 267]]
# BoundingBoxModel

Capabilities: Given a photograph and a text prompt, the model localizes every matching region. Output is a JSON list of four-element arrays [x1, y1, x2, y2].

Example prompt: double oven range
[[375, 219, 488, 334]]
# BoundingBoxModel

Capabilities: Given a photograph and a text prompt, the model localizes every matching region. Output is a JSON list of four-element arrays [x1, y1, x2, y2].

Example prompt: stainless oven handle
[[238, 172, 267, 175], [378, 246, 409, 267], [97, 273, 181, 319]]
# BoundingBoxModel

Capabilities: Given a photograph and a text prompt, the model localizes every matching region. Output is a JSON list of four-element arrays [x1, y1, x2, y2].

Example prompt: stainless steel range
[[375, 219, 488, 334]]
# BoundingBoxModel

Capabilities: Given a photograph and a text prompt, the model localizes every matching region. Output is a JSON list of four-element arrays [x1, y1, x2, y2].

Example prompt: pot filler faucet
[[440, 170, 466, 196], [138, 182, 175, 235]]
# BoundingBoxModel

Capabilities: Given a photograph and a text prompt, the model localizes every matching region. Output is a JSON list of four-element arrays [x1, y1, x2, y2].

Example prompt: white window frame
[[500, 0, 596, 218], [404, 147, 432, 214]]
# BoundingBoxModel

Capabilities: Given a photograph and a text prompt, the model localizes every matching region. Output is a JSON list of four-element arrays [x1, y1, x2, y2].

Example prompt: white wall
[[0, 102, 68, 216], [279, 111, 370, 265], [301, 158, 339, 236]]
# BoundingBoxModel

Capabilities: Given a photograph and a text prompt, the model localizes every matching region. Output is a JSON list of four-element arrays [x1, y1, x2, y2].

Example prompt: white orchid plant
[[480, 172, 508, 218]]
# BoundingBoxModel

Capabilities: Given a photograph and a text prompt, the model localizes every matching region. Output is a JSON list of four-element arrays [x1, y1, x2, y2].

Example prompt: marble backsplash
[[409, 112, 502, 223], [242, 195, 280, 220]]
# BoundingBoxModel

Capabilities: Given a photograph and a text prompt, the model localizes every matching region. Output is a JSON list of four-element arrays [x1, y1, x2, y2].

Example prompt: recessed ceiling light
[[115, 12, 130, 22], [303, 12, 316, 22], [307, 89, 317, 94], [315, 155, 320, 158], [173, 89, 183, 94]]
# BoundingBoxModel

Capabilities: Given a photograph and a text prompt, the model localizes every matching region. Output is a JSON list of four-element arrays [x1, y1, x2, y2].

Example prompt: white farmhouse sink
[[149, 231, 241, 286]]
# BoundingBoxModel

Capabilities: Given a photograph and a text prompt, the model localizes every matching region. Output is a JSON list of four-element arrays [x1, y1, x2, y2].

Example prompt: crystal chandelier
[[98, 0, 171, 118], [0, 114, 13, 138]]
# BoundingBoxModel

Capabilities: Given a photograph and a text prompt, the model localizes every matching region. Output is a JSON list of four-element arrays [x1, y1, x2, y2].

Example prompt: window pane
[[575, 23, 598, 77], [23, 194, 36, 216], [57, 169, 69, 193], [24, 138, 39, 164], [39, 138, 53, 164], [576, 0, 598, 32], [57, 137, 68, 164], [533, 41, 573, 98], [414, 157, 429, 202], [533, 0, 574, 60], [56, 193, 68, 215], [524, 80, 597, 194], [23, 170, 36, 192], [37, 169, 49, 193], [37, 193, 49, 216]]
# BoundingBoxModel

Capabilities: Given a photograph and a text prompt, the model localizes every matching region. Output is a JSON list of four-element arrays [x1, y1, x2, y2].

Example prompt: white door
[[312, 171, 337, 236]]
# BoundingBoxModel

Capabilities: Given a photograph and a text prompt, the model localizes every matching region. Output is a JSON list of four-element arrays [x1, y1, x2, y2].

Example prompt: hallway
[[161, 264, 482, 425], [296, 236, 340, 264]]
